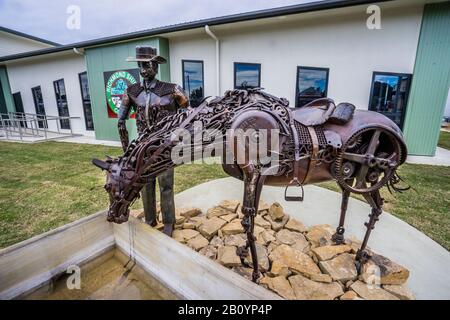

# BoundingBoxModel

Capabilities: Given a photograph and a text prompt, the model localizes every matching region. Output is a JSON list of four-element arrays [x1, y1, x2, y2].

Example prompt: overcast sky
[[0, 0, 319, 44]]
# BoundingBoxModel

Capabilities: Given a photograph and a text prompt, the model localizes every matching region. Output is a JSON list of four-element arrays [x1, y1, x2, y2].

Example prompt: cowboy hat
[[126, 46, 167, 64]]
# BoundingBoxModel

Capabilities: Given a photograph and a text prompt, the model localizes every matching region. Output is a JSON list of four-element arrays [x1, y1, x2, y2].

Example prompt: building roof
[[0, 26, 60, 47], [0, 0, 392, 63]]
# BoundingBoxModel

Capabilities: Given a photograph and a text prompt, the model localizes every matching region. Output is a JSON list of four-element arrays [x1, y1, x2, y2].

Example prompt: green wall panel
[[403, 2, 450, 156], [85, 37, 170, 141], [0, 66, 15, 113]]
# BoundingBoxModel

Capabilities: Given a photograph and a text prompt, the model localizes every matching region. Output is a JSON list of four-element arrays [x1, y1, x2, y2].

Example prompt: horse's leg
[[238, 164, 265, 282], [356, 189, 383, 269], [331, 186, 350, 245]]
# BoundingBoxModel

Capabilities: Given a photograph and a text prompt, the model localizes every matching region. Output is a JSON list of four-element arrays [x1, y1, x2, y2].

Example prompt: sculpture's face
[[138, 61, 158, 80], [92, 158, 137, 223]]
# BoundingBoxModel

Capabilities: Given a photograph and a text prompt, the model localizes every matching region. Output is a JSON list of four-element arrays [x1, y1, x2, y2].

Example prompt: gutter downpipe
[[73, 47, 85, 55], [205, 25, 220, 96]]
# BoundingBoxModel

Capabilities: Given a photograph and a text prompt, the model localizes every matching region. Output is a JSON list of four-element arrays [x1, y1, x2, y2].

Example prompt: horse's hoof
[[163, 224, 174, 237]]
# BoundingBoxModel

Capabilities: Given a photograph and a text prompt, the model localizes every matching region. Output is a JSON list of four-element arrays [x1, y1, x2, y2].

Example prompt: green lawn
[[0, 141, 226, 248], [0, 141, 449, 251], [438, 130, 450, 150]]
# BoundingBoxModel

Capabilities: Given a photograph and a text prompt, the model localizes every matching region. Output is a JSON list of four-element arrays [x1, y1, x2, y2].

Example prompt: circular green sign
[[105, 70, 138, 116]]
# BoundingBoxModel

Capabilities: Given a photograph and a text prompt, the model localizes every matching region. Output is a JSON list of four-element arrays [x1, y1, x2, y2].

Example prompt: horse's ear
[[92, 158, 110, 171]]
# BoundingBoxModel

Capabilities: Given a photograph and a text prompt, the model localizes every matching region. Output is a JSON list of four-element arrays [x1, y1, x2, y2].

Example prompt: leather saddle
[[292, 98, 355, 126]]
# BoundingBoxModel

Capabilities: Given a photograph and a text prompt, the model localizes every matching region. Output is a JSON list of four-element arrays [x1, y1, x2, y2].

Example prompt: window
[[31, 86, 47, 128], [182, 60, 204, 107], [295, 66, 329, 107], [369, 72, 412, 129], [53, 79, 70, 129], [234, 62, 261, 89], [78, 72, 94, 130], [12, 92, 26, 128]]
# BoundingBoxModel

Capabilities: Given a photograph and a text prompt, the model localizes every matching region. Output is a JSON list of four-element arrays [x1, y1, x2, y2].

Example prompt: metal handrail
[[0, 112, 81, 142]]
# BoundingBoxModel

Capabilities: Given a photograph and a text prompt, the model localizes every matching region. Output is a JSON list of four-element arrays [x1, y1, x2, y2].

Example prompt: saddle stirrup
[[284, 178, 304, 202]]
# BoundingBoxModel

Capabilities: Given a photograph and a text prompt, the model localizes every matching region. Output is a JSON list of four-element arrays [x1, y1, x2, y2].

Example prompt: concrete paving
[[174, 177, 450, 300], [406, 147, 450, 166]]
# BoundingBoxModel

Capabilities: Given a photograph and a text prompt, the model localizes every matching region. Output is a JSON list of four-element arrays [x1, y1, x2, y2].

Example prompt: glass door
[[12, 92, 27, 128], [32, 86, 47, 128], [369, 72, 412, 129], [78, 72, 94, 130], [53, 79, 70, 129]]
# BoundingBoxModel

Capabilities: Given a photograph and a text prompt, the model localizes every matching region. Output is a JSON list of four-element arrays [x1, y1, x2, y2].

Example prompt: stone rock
[[291, 238, 310, 253], [360, 253, 410, 285], [190, 215, 207, 229], [206, 206, 231, 218], [221, 219, 244, 236], [174, 223, 183, 230], [232, 266, 253, 281], [218, 199, 240, 213], [267, 241, 280, 254], [210, 236, 224, 248], [129, 209, 144, 219], [154, 222, 164, 231], [319, 253, 358, 282], [198, 217, 227, 240], [285, 217, 307, 233], [306, 224, 333, 247], [269, 244, 321, 277], [258, 200, 270, 213], [224, 234, 247, 247], [217, 246, 241, 267], [257, 230, 276, 246], [276, 229, 306, 246], [289, 274, 344, 300], [182, 221, 196, 229], [178, 207, 202, 218], [254, 214, 272, 229], [339, 290, 360, 300], [306, 273, 333, 283], [244, 243, 270, 271], [260, 276, 296, 300], [274, 229, 309, 253], [269, 260, 292, 277], [199, 245, 217, 260], [264, 214, 289, 232], [220, 213, 238, 223], [312, 244, 352, 261], [237, 205, 244, 219], [187, 234, 209, 251], [350, 281, 399, 300], [382, 284, 415, 300], [172, 229, 199, 243], [268, 202, 285, 221], [175, 215, 185, 225]]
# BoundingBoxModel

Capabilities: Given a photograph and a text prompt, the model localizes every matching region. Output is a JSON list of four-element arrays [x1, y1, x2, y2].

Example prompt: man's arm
[[118, 93, 133, 152]]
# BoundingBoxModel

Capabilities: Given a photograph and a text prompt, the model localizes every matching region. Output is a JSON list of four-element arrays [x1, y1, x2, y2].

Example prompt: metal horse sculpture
[[93, 89, 408, 282]]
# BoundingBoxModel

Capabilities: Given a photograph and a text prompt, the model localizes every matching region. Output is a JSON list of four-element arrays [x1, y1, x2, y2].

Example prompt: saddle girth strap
[[303, 126, 319, 184]]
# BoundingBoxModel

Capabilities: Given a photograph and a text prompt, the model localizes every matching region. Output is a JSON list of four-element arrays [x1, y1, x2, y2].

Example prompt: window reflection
[[234, 63, 261, 89], [369, 72, 412, 129], [183, 60, 204, 107], [296, 67, 329, 107]]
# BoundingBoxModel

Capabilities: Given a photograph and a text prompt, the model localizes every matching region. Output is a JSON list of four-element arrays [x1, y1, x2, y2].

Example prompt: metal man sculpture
[[117, 46, 189, 236], [95, 88, 408, 282]]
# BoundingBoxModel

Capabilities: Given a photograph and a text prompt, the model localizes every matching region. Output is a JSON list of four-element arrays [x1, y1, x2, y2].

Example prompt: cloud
[[0, 0, 318, 44]]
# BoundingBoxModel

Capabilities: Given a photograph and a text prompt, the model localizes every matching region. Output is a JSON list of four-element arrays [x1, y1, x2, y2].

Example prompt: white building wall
[[169, 2, 424, 110], [0, 32, 53, 57], [6, 52, 93, 136]]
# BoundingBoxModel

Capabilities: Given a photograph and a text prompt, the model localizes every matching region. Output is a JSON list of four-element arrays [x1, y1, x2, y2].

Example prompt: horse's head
[[92, 157, 143, 224]]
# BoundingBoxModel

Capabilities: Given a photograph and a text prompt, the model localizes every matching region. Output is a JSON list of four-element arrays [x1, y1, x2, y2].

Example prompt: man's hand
[[118, 119, 129, 152]]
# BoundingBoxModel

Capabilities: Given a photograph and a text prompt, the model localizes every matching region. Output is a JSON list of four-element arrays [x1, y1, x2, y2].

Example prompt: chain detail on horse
[[93, 88, 408, 282]]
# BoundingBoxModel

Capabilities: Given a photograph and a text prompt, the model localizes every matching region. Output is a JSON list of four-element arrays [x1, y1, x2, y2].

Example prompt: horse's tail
[[387, 170, 413, 194]]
